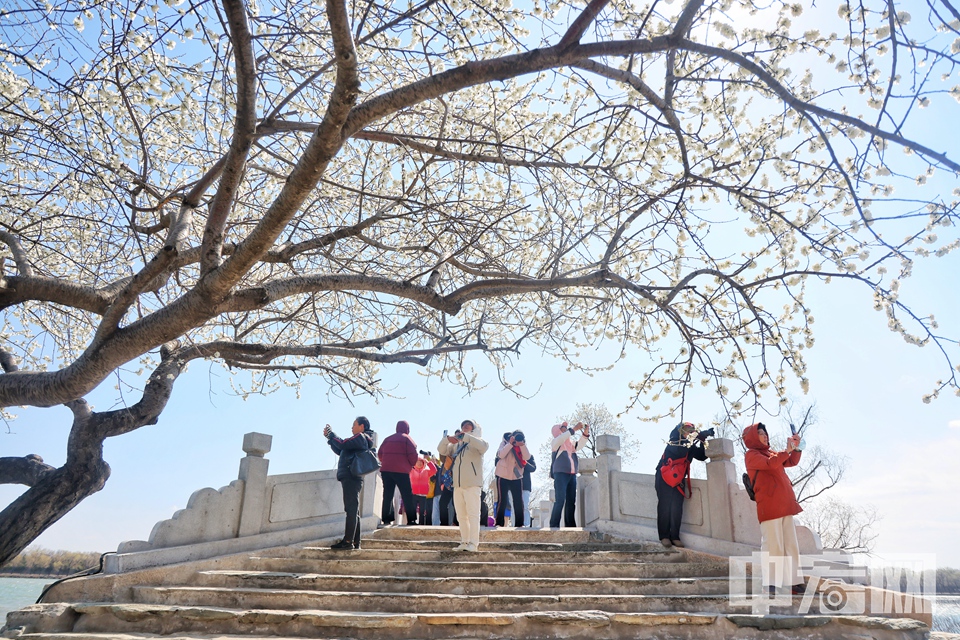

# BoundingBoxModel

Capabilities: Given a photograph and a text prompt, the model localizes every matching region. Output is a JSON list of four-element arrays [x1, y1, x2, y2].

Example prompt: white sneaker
[[465, 544, 479, 552], [453, 543, 470, 551]]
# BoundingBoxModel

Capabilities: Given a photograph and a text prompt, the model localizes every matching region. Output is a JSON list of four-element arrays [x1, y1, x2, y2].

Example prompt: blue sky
[[1, 247, 957, 566]]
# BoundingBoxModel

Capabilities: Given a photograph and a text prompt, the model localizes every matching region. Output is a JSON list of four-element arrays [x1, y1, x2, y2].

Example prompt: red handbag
[[659, 456, 691, 497]]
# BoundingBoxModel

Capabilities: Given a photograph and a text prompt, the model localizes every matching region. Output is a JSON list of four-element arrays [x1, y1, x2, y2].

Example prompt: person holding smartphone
[[437, 419, 488, 551], [549, 421, 590, 528], [743, 422, 804, 595], [324, 417, 376, 550]]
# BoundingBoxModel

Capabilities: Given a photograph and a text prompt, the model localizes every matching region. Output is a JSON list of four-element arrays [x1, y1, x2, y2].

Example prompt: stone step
[[192, 569, 733, 596], [283, 544, 687, 563], [342, 537, 664, 554], [367, 526, 610, 544], [243, 555, 730, 579], [6, 603, 930, 640], [130, 584, 783, 615]]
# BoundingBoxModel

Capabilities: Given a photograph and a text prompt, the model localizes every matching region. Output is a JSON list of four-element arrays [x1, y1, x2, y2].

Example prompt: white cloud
[[949, 419, 960, 429]]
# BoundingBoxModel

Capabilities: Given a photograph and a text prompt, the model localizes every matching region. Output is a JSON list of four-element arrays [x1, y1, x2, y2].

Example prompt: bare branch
[[0, 231, 34, 277], [680, 39, 960, 173], [558, 0, 612, 50], [200, 0, 259, 276], [0, 455, 55, 486]]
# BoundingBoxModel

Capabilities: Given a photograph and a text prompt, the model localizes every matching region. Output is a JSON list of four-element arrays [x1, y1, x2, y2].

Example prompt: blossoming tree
[[0, 0, 957, 564]]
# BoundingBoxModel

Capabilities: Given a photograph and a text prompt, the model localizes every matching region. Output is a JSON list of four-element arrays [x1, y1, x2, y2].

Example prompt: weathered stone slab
[[3, 603, 76, 634], [419, 613, 514, 625], [835, 615, 929, 631], [727, 614, 832, 629], [523, 610, 611, 626], [611, 612, 717, 625]]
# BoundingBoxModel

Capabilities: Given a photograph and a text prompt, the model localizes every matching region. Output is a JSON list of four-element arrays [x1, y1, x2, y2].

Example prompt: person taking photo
[[743, 422, 804, 595]]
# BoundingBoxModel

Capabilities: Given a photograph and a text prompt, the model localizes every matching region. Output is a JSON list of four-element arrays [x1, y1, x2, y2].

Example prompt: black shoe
[[330, 539, 355, 550], [791, 583, 806, 596], [768, 585, 778, 597]]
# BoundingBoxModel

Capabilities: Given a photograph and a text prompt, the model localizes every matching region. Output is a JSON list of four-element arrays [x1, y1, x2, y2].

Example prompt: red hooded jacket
[[742, 423, 803, 523], [378, 421, 419, 474]]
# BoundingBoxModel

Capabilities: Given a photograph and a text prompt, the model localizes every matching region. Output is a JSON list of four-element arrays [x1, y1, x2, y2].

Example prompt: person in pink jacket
[[549, 421, 590, 528], [409, 455, 438, 525], [494, 431, 531, 527]]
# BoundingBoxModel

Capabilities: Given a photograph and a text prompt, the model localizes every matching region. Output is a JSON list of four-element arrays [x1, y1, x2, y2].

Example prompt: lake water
[[0, 577, 49, 622], [0, 576, 958, 631]]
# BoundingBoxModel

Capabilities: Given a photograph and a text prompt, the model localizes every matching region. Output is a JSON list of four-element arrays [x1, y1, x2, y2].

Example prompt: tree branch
[[200, 0, 259, 276], [0, 455, 55, 486], [0, 231, 34, 277], [558, 0, 612, 50], [680, 39, 960, 173], [207, 0, 361, 298], [0, 347, 19, 373]]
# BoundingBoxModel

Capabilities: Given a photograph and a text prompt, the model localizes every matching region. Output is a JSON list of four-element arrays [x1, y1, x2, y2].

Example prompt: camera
[[419, 450, 432, 457], [697, 427, 716, 440]]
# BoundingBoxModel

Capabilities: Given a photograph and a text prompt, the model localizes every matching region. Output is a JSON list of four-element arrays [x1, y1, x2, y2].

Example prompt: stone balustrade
[[106, 432, 380, 573], [544, 434, 821, 557], [108, 431, 819, 572]]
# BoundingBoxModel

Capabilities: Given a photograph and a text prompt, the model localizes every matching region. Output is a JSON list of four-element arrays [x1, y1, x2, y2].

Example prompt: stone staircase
[[3, 527, 931, 640]]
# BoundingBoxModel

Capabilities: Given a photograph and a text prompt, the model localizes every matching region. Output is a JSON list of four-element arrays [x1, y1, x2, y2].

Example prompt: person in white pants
[[438, 419, 488, 552], [743, 422, 804, 594], [760, 514, 802, 590]]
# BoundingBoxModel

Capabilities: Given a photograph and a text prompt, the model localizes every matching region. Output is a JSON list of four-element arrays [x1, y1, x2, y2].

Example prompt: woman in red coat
[[743, 422, 804, 595]]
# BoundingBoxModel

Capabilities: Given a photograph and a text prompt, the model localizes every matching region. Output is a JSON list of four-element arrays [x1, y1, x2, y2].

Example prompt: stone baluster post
[[704, 437, 737, 542], [359, 432, 380, 518], [237, 432, 272, 537], [594, 434, 621, 523], [577, 457, 598, 527], [540, 489, 555, 530]]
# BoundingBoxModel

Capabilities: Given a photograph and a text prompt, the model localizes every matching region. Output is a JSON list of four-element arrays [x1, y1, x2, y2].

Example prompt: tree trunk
[[0, 457, 110, 567]]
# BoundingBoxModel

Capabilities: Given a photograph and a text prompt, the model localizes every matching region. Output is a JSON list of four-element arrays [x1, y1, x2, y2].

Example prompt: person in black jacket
[[655, 422, 708, 548], [324, 416, 376, 550], [521, 450, 537, 527]]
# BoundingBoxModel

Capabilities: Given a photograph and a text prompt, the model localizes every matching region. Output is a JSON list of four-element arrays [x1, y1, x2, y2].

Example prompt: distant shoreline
[[0, 573, 69, 580]]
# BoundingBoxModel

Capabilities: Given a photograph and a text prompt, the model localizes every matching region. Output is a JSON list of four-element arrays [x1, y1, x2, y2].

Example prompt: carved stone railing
[[105, 432, 379, 573], [112, 432, 819, 572], [542, 434, 821, 556]]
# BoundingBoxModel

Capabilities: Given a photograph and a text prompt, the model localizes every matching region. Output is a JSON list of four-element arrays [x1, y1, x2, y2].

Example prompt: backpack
[[438, 455, 454, 491], [742, 471, 759, 501], [659, 455, 691, 497]]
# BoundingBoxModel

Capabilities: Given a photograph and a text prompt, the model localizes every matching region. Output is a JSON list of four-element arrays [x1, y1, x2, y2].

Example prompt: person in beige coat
[[494, 431, 530, 527], [438, 419, 488, 551]]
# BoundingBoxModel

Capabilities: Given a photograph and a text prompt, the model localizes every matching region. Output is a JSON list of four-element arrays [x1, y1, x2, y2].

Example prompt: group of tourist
[[323, 416, 592, 552], [655, 420, 804, 595], [326, 414, 806, 594]]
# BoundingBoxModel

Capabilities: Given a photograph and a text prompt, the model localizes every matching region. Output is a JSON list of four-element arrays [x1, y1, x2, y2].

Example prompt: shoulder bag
[[350, 447, 381, 476]]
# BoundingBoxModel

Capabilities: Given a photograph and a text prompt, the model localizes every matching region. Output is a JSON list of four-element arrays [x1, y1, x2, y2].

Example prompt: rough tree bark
[[0, 349, 187, 565]]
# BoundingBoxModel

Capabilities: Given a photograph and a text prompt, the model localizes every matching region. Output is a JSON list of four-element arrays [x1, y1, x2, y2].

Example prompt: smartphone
[[443, 429, 448, 438], [790, 423, 797, 435]]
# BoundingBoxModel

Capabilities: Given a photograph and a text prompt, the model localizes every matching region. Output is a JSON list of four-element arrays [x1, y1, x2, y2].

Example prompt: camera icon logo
[[817, 581, 866, 615]]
